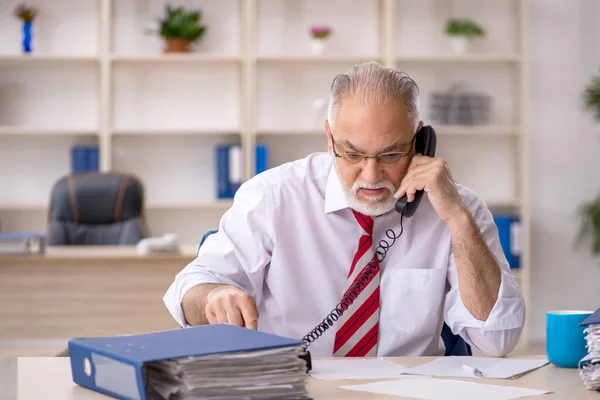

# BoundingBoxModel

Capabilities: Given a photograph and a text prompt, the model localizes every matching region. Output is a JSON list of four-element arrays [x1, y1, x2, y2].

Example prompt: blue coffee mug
[[546, 310, 593, 368]]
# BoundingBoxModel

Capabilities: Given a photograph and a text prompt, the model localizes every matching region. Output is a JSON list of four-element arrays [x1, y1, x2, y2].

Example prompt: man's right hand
[[204, 285, 259, 330]]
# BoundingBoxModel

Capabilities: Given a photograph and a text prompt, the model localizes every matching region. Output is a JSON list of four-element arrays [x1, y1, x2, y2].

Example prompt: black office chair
[[47, 172, 150, 245], [197, 229, 472, 356]]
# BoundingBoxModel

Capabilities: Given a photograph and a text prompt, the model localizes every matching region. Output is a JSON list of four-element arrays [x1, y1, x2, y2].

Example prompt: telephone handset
[[394, 125, 438, 217], [298, 125, 438, 371]]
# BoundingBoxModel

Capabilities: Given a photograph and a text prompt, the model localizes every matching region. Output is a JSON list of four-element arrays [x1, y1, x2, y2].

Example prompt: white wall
[[529, 0, 600, 341]]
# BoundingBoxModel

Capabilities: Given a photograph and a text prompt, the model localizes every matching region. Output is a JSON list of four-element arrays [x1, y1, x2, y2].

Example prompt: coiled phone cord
[[301, 214, 405, 351]]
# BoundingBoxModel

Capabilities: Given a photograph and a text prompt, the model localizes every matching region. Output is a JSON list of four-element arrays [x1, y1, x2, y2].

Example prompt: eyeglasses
[[331, 134, 415, 165]]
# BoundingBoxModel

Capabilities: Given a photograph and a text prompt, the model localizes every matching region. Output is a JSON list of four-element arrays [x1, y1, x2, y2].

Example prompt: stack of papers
[[146, 347, 309, 399], [341, 377, 551, 400], [580, 308, 600, 391], [310, 358, 409, 380], [402, 356, 549, 379]]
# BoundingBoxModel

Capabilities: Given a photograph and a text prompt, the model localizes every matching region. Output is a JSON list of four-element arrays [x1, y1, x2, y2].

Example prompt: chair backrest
[[197, 229, 472, 356], [441, 321, 472, 356], [47, 172, 150, 245]]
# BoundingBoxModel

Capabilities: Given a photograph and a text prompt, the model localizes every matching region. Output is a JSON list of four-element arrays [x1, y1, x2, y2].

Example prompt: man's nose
[[361, 157, 383, 184]]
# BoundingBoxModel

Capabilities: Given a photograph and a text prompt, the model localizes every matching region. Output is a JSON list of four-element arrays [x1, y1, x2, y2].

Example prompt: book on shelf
[[71, 145, 99, 173], [216, 144, 269, 199], [494, 215, 520, 269]]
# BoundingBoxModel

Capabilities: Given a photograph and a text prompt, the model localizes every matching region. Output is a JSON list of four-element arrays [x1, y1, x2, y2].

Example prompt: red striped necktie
[[333, 210, 380, 357]]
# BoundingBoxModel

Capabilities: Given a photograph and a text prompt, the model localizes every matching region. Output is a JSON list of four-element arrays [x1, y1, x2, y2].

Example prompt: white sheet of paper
[[341, 378, 552, 400], [403, 357, 549, 379], [310, 358, 409, 380]]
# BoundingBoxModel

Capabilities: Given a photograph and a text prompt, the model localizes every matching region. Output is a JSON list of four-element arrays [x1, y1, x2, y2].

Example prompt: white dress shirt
[[163, 152, 525, 357]]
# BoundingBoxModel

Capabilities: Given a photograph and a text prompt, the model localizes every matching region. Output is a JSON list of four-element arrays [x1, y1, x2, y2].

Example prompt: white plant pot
[[448, 36, 471, 54], [311, 39, 326, 56]]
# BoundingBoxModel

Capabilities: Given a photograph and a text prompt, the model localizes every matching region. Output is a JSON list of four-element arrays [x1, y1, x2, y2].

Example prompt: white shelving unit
[[0, 0, 531, 346]]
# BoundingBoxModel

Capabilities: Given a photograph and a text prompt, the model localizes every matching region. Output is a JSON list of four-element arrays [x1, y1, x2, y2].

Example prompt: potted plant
[[308, 25, 332, 56], [444, 18, 485, 54], [579, 69, 600, 256], [584, 69, 600, 121], [158, 4, 207, 53], [579, 196, 600, 256], [14, 4, 38, 54]]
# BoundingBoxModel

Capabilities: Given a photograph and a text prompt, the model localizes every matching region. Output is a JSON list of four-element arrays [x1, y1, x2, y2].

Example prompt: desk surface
[[17, 356, 600, 399], [0, 245, 198, 262]]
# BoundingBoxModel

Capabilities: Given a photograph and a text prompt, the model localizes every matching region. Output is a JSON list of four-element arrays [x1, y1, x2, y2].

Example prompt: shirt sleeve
[[162, 177, 274, 327], [443, 195, 526, 357]]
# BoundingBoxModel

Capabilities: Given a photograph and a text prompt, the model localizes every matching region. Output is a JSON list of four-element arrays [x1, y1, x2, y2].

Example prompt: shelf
[[0, 201, 234, 212], [112, 128, 239, 136], [0, 127, 97, 136], [0, 55, 98, 65], [435, 125, 519, 136], [146, 201, 234, 210], [257, 125, 518, 136], [486, 199, 521, 209], [397, 54, 521, 64], [257, 54, 521, 64], [0, 199, 517, 212], [0, 204, 47, 211], [257, 55, 382, 64], [258, 129, 323, 136], [110, 54, 241, 64]]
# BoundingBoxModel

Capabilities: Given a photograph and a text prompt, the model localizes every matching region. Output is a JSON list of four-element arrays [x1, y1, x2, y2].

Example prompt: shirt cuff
[[446, 269, 525, 332]]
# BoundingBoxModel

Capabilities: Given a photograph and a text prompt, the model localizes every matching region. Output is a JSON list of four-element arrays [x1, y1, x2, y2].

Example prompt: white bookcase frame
[[0, 0, 531, 347]]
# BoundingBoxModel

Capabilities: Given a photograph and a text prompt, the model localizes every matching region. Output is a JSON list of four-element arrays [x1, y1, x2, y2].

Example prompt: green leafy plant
[[158, 4, 206, 42], [578, 194, 600, 255], [579, 70, 600, 256], [444, 18, 485, 38], [584, 69, 600, 122]]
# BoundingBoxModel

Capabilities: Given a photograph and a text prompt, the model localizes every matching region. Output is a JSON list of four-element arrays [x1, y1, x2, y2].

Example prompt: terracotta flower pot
[[163, 38, 191, 53]]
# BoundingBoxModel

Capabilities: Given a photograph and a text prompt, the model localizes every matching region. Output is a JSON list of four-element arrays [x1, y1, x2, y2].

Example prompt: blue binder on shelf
[[215, 145, 231, 199], [215, 144, 269, 199], [494, 214, 521, 269], [255, 143, 269, 175], [68, 324, 304, 400], [71, 145, 99, 173]]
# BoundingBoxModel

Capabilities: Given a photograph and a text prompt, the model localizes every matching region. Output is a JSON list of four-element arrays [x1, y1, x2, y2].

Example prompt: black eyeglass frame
[[330, 132, 417, 165]]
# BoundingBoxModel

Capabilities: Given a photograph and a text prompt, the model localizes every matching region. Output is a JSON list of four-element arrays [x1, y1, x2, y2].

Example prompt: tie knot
[[352, 210, 374, 236]]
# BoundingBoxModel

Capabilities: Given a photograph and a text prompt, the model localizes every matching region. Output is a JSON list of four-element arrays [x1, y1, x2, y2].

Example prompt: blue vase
[[22, 21, 33, 53]]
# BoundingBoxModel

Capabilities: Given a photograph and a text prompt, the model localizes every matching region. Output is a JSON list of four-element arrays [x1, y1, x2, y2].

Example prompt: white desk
[[16, 356, 600, 399]]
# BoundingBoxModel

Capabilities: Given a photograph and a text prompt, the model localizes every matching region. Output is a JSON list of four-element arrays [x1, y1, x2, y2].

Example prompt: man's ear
[[324, 120, 333, 155]]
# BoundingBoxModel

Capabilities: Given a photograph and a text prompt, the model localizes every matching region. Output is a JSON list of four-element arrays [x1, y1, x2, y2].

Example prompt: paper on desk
[[310, 358, 410, 380], [403, 356, 549, 379], [341, 377, 552, 400]]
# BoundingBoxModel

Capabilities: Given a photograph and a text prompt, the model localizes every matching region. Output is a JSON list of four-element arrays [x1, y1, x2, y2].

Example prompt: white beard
[[334, 162, 398, 217]]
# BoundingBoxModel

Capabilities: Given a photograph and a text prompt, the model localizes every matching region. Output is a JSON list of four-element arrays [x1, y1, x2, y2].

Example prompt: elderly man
[[163, 61, 525, 358]]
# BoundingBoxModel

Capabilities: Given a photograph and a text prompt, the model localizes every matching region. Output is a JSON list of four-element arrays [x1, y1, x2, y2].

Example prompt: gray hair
[[327, 61, 420, 131]]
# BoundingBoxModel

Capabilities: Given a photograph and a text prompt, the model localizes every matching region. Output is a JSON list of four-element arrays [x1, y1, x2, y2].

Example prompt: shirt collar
[[324, 162, 350, 214]]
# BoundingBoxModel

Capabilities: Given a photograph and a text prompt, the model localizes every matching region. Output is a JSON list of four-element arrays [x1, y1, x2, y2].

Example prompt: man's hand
[[394, 155, 467, 224], [205, 285, 259, 330], [395, 155, 502, 321]]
